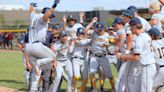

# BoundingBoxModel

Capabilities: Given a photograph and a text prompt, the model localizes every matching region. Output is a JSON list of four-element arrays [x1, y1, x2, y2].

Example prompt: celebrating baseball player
[[148, 28, 164, 92], [116, 18, 156, 92], [84, 17, 115, 92], [50, 31, 74, 92], [24, 0, 60, 91], [71, 27, 91, 92], [14, 0, 164, 92]]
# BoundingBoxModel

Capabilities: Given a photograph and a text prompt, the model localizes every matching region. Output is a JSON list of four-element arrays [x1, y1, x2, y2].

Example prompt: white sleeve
[[144, 19, 151, 32], [30, 11, 38, 20], [69, 46, 74, 53], [38, 16, 47, 25], [133, 38, 143, 54]]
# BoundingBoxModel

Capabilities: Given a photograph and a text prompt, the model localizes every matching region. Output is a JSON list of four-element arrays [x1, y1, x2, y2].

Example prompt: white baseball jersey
[[124, 23, 132, 35], [72, 39, 91, 58], [29, 11, 43, 43], [54, 41, 73, 61], [151, 11, 164, 32], [133, 33, 156, 65], [90, 31, 110, 54], [138, 16, 151, 32], [33, 14, 49, 43], [66, 23, 84, 38], [116, 28, 127, 53], [152, 38, 164, 65]]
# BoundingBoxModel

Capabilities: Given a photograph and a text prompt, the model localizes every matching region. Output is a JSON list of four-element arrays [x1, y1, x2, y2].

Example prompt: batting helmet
[[77, 27, 85, 34]]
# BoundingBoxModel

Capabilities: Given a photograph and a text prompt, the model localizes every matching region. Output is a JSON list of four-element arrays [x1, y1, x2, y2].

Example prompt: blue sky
[[0, 0, 159, 11]]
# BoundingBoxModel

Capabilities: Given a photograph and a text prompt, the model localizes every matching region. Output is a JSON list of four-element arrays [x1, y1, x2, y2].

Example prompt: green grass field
[[0, 50, 118, 91]]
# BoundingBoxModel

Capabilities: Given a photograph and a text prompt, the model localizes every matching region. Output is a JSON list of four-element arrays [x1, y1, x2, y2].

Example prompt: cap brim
[[60, 34, 68, 37], [96, 28, 104, 31]]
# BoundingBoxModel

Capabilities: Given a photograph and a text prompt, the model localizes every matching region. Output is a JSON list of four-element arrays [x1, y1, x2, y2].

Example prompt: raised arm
[[28, 3, 36, 13], [79, 12, 85, 25], [62, 15, 67, 30], [84, 17, 98, 33]]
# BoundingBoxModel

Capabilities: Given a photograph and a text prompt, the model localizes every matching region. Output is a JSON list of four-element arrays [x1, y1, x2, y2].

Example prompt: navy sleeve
[[44, 31, 54, 47], [18, 35, 25, 44], [24, 32, 29, 43], [49, 32, 54, 46]]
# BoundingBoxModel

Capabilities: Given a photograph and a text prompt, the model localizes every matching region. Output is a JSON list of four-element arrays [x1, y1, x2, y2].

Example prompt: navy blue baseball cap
[[107, 26, 113, 30], [129, 18, 142, 25], [122, 9, 134, 17], [77, 27, 85, 34], [94, 22, 105, 31], [67, 15, 76, 22], [112, 17, 124, 26], [128, 6, 138, 12], [52, 25, 60, 30], [59, 31, 69, 37], [148, 27, 161, 36]]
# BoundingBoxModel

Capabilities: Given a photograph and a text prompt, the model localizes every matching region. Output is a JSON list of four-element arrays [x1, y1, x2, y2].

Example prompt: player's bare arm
[[84, 17, 98, 33], [62, 15, 67, 30], [116, 52, 140, 61]]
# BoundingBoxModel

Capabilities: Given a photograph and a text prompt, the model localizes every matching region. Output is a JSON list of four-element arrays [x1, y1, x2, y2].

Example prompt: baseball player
[[122, 9, 134, 52], [112, 17, 129, 92], [106, 27, 118, 65], [85, 18, 115, 92], [24, 1, 60, 91], [149, 2, 164, 32], [97, 27, 117, 92], [71, 27, 91, 92], [50, 31, 74, 92], [62, 15, 84, 38], [148, 28, 164, 92], [52, 25, 69, 92], [16, 30, 31, 86], [128, 6, 151, 32], [116, 18, 156, 92]]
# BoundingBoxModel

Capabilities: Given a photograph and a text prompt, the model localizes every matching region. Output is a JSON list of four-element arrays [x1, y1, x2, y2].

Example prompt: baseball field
[[0, 50, 118, 92]]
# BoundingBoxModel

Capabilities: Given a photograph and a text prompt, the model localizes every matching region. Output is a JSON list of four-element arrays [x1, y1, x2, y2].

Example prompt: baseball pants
[[72, 57, 88, 80], [89, 56, 113, 79], [153, 65, 164, 88], [51, 59, 73, 92]]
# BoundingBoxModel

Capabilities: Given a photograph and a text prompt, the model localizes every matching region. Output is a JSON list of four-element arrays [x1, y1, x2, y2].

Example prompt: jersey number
[[157, 47, 164, 58]]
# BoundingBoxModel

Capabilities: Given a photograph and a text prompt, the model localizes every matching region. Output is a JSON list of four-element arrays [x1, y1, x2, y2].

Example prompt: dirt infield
[[0, 49, 20, 52], [0, 87, 16, 92]]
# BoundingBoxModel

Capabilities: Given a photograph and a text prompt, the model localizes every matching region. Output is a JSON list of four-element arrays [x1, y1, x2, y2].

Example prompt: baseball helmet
[[77, 27, 85, 34]]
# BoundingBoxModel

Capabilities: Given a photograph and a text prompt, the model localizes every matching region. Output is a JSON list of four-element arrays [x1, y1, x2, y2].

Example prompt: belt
[[108, 52, 115, 55], [92, 53, 106, 57], [57, 59, 68, 62], [160, 65, 164, 68], [32, 41, 40, 44], [73, 57, 84, 60], [32, 41, 47, 46]]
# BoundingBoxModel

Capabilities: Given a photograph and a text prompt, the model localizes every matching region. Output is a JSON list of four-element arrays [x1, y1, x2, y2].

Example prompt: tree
[[0, 14, 5, 29], [104, 18, 113, 27], [14, 19, 24, 29]]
